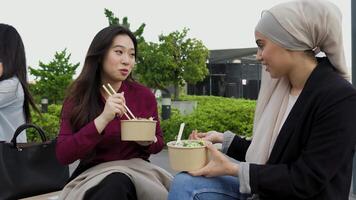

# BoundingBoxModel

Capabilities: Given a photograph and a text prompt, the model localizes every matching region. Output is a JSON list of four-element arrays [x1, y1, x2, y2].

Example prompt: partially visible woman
[[0, 23, 38, 142]]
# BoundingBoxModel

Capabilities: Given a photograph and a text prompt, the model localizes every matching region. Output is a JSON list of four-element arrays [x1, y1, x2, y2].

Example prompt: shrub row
[[161, 95, 256, 143], [27, 96, 256, 143], [28, 104, 62, 142]]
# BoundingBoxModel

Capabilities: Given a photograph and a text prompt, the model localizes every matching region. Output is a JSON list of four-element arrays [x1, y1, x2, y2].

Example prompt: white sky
[[0, 0, 351, 79]]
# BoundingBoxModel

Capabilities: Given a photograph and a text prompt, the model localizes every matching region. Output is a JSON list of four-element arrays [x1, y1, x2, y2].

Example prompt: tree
[[135, 41, 172, 95], [29, 49, 79, 104], [136, 28, 209, 100], [104, 9, 145, 44]]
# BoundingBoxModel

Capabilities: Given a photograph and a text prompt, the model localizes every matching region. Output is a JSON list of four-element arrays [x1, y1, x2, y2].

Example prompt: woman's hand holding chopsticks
[[102, 92, 127, 120], [94, 92, 127, 134]]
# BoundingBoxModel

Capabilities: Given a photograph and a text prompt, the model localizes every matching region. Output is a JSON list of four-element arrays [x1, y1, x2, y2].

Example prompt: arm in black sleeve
[[226, 135, 251, 161], [249, 95, 356, 199]]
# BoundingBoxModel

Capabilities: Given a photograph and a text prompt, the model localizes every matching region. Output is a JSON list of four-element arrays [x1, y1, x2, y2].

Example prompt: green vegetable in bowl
[[181, 140, 205, 147]]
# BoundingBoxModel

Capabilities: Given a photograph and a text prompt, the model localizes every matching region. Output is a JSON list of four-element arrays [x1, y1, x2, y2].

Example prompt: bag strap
[[11, 123, 48, 147]]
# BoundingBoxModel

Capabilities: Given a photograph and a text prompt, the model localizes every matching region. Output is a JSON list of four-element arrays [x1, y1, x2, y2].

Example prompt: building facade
[[188, 48, 262, 100]]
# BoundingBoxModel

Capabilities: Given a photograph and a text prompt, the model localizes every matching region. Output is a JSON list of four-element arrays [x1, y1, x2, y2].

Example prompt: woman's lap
[[168, 172, 251, 200], [83, 172, 137, 200]]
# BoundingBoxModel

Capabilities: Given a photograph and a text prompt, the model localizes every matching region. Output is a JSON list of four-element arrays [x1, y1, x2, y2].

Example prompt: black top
[[227, 58, 356, 200]]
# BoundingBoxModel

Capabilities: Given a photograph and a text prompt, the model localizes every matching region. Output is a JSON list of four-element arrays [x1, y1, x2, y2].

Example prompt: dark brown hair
[[65, 25, 137, 131]]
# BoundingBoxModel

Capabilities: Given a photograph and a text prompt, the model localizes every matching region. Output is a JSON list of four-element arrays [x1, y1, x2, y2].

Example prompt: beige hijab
[[245, 0, 350, 164]]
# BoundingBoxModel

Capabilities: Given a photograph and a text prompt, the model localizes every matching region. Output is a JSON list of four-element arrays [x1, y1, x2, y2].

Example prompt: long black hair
[[0, 23, 39, 122], [66, 25, 137, 131]]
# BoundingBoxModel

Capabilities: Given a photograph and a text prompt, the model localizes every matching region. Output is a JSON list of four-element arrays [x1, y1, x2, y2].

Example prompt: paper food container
[[121, 119, 157, 141], [167, 140, 210, 171]]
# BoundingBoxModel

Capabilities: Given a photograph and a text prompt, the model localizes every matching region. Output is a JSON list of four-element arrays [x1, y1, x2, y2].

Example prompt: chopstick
[[102, 84, 133, 120], [106, 84, 137, 120], [103, 85, 131, 120]]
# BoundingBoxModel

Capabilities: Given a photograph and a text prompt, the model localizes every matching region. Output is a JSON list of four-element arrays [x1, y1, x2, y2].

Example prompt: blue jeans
[[168, 172, 251, 200]]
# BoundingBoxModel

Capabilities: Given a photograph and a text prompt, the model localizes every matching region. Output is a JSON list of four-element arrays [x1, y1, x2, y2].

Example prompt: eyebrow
[[112, 44, 135, 51]]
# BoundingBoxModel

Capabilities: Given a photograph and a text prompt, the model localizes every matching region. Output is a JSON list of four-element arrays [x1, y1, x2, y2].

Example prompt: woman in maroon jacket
[[56, 25, 167, 200]]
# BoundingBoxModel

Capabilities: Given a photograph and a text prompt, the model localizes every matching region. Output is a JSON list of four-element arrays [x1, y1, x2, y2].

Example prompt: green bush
[[161, 95, 256, 143], [28, 104, 62, 142], [26, 96, 256, 144]]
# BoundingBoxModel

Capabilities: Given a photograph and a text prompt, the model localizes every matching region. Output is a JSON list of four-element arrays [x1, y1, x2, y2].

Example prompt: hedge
[[28, 104, 62, 142], [27, 96, 256, 143], [161, 95, 256, 143]]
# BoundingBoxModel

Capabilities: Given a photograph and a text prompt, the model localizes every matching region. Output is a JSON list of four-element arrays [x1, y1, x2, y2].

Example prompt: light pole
[[41, 98, 48, 113], [161, 92, 171, 120]]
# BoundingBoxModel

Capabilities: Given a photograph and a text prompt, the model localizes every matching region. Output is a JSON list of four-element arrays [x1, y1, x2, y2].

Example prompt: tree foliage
[[137, 28, 209, 100], [104, 8, 145, 44], [29, 49, 79, 104]]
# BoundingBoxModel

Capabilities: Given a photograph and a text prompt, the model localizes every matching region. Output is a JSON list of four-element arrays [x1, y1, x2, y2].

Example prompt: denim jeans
[[168, 172, 251, 200]]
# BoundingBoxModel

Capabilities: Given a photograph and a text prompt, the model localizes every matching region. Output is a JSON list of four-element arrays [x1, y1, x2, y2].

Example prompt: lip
[[119, 69, 129, 76]]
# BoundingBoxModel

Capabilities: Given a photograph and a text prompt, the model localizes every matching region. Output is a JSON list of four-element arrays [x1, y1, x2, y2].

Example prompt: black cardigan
[[227, 58, 356, 200]]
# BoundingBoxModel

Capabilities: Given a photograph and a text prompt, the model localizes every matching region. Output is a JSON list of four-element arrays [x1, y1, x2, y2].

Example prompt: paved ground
[[150, 149, 177, 175]]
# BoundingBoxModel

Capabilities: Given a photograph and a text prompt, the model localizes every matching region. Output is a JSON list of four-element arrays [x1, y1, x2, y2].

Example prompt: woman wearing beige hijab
[[168, 0, 356, 199]]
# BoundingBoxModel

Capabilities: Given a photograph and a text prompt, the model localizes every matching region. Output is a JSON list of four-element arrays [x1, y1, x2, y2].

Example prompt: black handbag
[[0, 123, 69, 200]]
